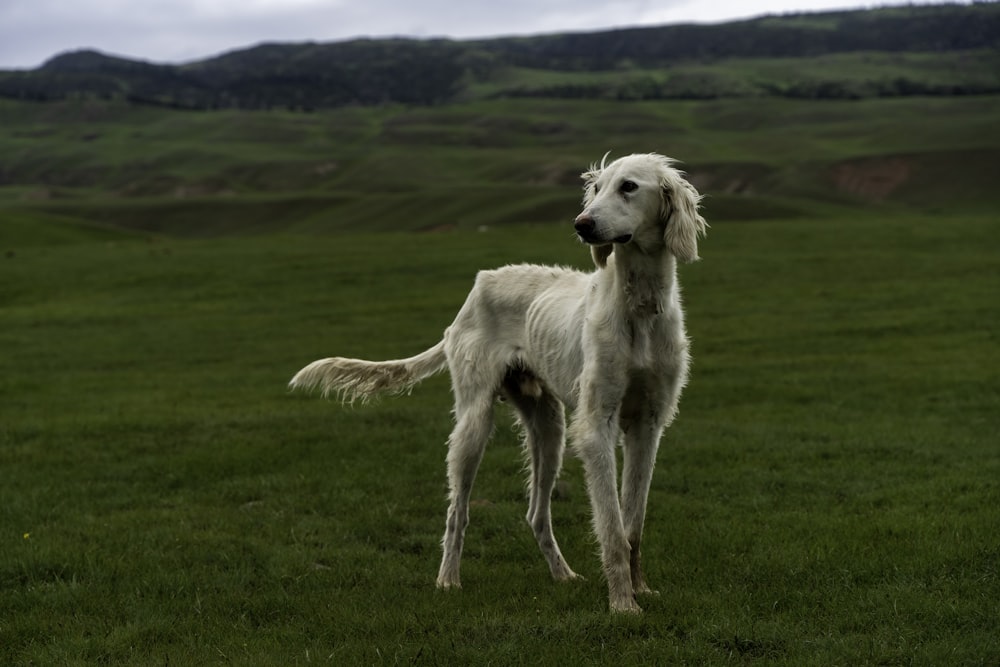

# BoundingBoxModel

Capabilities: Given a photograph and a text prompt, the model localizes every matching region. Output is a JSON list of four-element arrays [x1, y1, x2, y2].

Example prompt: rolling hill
[[0, 3, 998, 241]]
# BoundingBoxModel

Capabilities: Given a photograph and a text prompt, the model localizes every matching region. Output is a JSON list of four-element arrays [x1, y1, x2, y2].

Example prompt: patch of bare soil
[[684, 163, 774, 197], [830, 157, 911, 201]]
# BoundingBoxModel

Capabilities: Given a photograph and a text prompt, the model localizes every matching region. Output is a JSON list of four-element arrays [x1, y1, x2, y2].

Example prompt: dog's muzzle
[[573, 213, 598, 242], [574, 214, 632, 245]]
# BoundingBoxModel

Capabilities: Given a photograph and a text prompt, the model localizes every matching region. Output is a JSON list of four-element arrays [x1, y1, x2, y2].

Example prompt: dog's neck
[[608, 247, 676, 318]]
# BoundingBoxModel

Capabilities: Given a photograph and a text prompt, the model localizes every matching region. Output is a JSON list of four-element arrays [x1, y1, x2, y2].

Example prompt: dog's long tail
[[288, 340, 448, 403]]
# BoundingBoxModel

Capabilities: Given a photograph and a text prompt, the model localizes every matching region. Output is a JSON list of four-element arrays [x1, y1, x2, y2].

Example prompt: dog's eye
[[620, 180, 638, 194]]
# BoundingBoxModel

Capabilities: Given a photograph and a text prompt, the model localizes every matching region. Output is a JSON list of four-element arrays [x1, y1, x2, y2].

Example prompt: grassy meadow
[[1, 92, 999, 664]]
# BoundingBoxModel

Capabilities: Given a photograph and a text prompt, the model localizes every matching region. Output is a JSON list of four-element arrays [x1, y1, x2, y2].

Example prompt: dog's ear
[[660, 164, 708, 263], [580, 151, 611, 207], [582, 152, 613, 268], [580, 167, 600, 207], [591, 243, 613, 268]]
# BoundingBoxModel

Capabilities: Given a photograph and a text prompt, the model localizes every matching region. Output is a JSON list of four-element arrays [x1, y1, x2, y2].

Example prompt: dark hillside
[[183, 40, 467, 107], [0, 4, 997, 109], [480, 4, 1000, 69]]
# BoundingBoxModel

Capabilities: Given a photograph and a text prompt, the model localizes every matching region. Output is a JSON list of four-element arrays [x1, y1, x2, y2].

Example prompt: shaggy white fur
[[290, 153, 707, 613]]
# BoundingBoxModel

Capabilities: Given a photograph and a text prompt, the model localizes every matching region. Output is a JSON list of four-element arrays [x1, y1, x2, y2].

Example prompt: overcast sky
[[0, 0, 958, 70]]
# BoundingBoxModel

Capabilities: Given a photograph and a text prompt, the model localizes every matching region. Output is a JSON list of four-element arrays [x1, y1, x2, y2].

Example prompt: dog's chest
[[628, 318, 660, 369]]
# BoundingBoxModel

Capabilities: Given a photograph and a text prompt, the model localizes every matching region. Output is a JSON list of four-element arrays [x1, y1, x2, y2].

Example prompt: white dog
[[290, 153, 707, 613]]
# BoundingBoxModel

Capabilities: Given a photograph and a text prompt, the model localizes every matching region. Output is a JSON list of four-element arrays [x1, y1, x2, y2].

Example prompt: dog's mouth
[[577, 231, 633, 245]]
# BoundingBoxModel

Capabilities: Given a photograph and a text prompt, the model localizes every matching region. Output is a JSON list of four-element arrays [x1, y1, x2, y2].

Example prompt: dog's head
[[577, 153, 707, 268]]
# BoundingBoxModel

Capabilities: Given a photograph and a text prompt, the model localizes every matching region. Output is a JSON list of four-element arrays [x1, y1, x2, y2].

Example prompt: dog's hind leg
[[436, 388, 494, 590], [502, 371, 579, 582]]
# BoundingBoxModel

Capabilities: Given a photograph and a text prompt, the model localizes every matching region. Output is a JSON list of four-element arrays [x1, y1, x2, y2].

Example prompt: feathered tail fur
[[288, 340, 448, 403]]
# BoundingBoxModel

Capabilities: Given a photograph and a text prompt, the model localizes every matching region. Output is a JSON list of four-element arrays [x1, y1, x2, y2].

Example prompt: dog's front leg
[[621, 416, 663, 596], [570, 377, 639, 613]]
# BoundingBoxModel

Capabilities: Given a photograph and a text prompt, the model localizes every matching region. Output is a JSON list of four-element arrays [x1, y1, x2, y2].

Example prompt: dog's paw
[[552, 565, 584, 582], [610, 596, 643, 614], [634, 583, 660, 596]]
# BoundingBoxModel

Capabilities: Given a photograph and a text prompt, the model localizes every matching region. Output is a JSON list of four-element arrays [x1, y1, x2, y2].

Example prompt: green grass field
[[1, 205, 997, 663], [2, 89, 999, 663]]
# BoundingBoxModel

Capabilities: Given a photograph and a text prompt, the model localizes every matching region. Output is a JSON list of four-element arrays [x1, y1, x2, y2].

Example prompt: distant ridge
[[1, 3, 998, 109]]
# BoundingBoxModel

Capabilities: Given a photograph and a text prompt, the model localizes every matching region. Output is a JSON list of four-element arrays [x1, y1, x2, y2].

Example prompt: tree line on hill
[[0, 3, 997, 109]]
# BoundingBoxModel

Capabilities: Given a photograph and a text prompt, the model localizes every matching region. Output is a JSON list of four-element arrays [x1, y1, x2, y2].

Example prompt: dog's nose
[[574, 214, 595, 236]]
